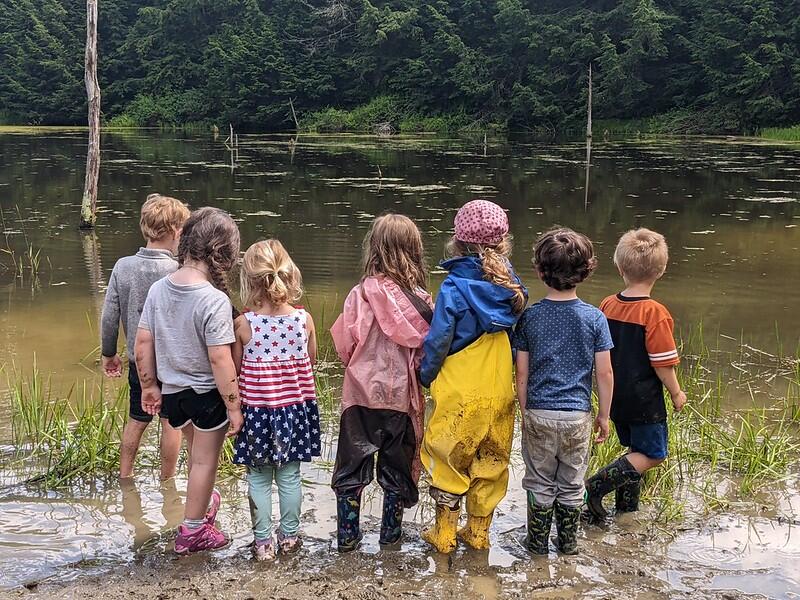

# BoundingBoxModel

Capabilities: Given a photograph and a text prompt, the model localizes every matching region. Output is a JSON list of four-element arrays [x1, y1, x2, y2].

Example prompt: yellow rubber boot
[[422, 505, 460, 554], [458, 513, 493, 550]]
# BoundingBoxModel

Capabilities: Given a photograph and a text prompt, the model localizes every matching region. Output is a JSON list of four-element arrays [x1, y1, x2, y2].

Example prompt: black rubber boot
[[584, 456, 641, 521], [336, 493, 363, 552], [524, 491, 553, 555], [379, 492, 404, 545], [615, 478, 642, 513], [554, 501, 581, 555]]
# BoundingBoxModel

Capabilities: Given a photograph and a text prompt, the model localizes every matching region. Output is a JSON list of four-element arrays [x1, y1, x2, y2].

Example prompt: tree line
[[1, 0, 799, 134]]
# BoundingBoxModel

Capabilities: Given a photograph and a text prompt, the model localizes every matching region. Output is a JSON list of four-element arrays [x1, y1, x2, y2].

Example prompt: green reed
[[7, 362, 127, 487]]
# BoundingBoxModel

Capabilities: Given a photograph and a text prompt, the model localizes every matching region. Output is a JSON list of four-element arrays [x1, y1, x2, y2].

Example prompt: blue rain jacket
[[419, 256, 527, 387]]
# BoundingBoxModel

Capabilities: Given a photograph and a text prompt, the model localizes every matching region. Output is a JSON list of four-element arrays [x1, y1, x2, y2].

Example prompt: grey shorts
[[521, 409, 592, 507]]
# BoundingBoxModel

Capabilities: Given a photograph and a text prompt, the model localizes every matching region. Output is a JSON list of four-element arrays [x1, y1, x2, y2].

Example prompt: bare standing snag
[[80, 0, 100, 229]]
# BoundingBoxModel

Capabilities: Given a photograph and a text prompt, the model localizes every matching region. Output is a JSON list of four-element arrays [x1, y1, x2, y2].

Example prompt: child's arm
[[419, 285, 458, 387], [655, 366, 687, 412], [306, 313, 318, 367], [231, 315, 247, 374], [208, 344, 244, 437], [134, 327, 161, 415], [514, 350, 529, 415], [593, 350, 613, 443], [99, 269, 122, 377]]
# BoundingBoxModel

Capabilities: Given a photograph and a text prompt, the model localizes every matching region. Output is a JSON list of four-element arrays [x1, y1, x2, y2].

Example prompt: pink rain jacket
[[330, 276, 433, 478]]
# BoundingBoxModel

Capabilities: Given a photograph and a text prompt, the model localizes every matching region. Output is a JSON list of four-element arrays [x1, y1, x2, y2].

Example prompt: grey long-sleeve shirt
[[100, 247, 179, 361]]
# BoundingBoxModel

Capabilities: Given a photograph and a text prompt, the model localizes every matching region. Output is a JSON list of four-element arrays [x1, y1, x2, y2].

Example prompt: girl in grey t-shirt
[[135, 207, 243, 555]]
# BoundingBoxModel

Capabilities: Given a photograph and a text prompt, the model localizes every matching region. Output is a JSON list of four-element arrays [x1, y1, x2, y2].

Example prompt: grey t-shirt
[[100, 248, 179, 361], [138, 277, 235, 394]]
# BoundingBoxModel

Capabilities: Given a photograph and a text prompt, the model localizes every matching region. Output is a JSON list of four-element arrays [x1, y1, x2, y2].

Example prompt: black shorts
[[162, 388, 228, 432], [128, 367, 167, 423]]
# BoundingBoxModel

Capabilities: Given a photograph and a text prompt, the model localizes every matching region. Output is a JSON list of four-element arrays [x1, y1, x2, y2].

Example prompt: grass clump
[[759, 124, 800, 142], [7, 363, 126, 487]]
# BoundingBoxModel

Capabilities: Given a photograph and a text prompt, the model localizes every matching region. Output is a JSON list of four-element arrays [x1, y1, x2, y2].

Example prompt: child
[[231, 239, 322, 561], [330, 214, 433, 552], [134, 206, 244, 555], [420, 199, 527, 553], [585, 228, 686, 520], [100, 193, 190, 480], [513, 227, 614, 555]]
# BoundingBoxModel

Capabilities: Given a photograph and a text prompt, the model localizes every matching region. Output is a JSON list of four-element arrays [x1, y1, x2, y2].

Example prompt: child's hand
[[227, 408, 244, 437], [102, 354, 122, 378], [593, 415, 609, 444], [672, 390, 687, 412], [141, 385, 162, 416]]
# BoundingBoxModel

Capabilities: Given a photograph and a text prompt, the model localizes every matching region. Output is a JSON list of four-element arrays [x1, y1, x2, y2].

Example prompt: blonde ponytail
[[240, 240, 303, 307], [446, 236, 526, 313]]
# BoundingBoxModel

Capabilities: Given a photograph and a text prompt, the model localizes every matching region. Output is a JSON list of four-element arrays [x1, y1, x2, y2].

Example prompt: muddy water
[[1, 131, 799, 597]]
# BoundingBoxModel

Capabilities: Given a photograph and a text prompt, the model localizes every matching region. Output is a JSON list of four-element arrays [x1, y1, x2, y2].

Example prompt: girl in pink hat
[[419, 199, 527, 553]]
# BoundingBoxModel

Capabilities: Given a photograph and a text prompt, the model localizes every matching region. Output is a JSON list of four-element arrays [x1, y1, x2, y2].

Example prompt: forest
[[1, 0, 799, 134]]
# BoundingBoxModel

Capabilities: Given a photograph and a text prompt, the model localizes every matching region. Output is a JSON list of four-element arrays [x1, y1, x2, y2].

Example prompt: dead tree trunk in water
[[584, 63, 593, 209], [79, 0, 100, 229]]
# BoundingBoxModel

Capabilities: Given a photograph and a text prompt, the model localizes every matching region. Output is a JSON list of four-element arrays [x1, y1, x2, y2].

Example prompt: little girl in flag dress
[[232, 239, 321, 561]]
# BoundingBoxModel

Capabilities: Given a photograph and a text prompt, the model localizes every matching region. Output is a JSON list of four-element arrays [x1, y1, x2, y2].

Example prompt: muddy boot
[[458, 512, 492, 550], [379, 492, 404, 545], [524, 492, 553, 555], [584, 456, 641, 521], [336, 494, 363, 552], [615, 477, 642, 513], [422, 504, 460, 554], [554, 501, 581, 555]]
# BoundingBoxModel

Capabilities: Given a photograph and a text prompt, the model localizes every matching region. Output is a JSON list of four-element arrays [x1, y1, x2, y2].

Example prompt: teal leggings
[[248, 462, 302, 540]]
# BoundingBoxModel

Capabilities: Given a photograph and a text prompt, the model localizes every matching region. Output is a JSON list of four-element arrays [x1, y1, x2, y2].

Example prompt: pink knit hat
[[454, 199, 509, 245]]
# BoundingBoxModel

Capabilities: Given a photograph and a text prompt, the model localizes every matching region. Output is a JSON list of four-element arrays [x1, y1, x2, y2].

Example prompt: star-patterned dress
[[233, 309, 321, 468]]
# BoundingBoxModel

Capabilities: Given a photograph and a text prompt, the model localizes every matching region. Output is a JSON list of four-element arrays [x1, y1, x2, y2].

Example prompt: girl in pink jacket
[[330, 214, 433, 551]]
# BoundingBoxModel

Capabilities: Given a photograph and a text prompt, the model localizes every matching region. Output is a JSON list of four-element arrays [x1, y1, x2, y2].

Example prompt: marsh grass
[[0, 205, 45, 281], [6, 362, 126, 487], [760, 125, 800, 142], [5, 330, 799, 526]]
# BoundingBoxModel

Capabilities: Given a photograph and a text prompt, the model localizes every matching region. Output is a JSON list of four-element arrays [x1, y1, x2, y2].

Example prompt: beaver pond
[[0, 130, 798, 599]]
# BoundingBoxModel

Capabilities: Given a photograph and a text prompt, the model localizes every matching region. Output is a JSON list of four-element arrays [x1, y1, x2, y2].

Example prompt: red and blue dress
[[234, 309, 321, 467]]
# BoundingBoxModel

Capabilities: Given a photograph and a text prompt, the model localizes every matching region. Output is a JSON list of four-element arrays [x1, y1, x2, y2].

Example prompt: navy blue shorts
[[128, 367, 167, 423], [614, 421, 668, 459]]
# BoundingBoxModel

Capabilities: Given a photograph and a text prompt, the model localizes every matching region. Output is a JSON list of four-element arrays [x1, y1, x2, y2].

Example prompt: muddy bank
[[1, 466, 796, 600], [0, 515, 778, 600]]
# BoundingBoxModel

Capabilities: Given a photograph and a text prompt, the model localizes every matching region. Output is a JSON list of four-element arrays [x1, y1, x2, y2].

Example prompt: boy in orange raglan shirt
[[584, 228, 687, 521]]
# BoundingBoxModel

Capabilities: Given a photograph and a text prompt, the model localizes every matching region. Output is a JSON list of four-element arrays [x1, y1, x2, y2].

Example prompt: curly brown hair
[[363, 213, 428, 291], [533, 227, 597, 291], [177, 207, 241, 297], [446, 236, 526, 314]]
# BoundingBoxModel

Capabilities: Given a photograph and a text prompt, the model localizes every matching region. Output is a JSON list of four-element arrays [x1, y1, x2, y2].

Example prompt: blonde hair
[[446, 235, 526, 313], [140, 193, 190, 241], [240, 239, 303, 307], [363, 214, 427, 291], [614, 228, 668, 283]]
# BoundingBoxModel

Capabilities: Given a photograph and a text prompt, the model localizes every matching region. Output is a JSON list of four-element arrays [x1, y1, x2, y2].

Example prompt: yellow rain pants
[[421, 331, 515, 517]]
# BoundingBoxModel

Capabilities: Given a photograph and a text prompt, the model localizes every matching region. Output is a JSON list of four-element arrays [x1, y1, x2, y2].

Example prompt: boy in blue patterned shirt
[[513, 228, 614, 555]]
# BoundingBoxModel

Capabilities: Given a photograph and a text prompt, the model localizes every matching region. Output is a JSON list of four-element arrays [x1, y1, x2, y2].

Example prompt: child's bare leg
[[183, 425, 194, 476], [159, 418, 182, 480], [625, 452, 665, 474], [120, 419, 149, 479], [184, 426, 226, 520]]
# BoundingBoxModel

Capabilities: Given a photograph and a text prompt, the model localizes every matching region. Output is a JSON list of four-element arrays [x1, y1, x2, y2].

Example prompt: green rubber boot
[[584, 456, 641, 521], [524, 492, 553, 555], [554, 501, 581, 555], [615, 478, 642, 513]]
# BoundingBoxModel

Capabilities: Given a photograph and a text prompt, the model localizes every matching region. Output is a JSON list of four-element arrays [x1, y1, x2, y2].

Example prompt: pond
[[0, 130, 798, 598]]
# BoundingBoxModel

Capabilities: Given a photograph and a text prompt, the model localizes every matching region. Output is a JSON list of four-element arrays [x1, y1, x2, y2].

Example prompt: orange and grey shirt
[[599, 294, 680, 424]]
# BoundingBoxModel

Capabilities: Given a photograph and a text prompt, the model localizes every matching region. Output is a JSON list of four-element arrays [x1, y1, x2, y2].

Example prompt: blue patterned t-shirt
[[512, 298, 613, 412]]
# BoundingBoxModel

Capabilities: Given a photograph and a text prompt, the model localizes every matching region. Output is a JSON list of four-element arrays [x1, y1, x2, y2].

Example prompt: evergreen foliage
[[1, 0, 798, 132]]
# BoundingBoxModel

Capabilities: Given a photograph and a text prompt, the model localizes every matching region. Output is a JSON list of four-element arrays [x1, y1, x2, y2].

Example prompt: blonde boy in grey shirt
[[100, 194, 190, 480]]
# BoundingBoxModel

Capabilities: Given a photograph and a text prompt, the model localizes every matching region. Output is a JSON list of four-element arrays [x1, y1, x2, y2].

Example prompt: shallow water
[[0, 131, 799, 597]]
